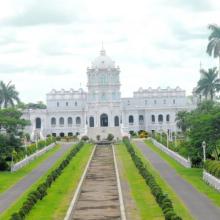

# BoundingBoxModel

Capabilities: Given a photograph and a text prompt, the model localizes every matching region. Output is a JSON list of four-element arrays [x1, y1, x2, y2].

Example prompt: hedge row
[[204, 160, 220, 179], [10, 141, 84, 220], [123, 138, 182, 220]]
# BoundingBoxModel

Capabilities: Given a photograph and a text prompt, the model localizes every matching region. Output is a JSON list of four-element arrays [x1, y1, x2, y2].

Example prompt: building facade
[[23, 48, 196, 140]]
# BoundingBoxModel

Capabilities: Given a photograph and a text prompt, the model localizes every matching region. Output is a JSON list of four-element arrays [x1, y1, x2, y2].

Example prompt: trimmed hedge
[[204, 160, 220, 179], [10, 141, 84, 220], [123, 138, 182, 220]]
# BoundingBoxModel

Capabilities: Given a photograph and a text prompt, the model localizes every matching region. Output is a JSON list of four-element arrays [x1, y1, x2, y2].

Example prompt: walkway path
[[134, 140, 220, 220], [68, 145, 122, 220], [0, 142, 73, 214]]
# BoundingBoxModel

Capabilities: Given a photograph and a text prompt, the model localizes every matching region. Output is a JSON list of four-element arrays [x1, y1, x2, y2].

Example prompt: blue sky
[[0, 0, 219, 102]]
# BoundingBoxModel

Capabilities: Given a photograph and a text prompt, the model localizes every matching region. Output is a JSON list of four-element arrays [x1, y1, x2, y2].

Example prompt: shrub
[[0, 158, 9, 171], [123, 139, 182, 220], [204, 160, 220, 179], [107, 133, 114, 141], [81, 135, 89, 141]]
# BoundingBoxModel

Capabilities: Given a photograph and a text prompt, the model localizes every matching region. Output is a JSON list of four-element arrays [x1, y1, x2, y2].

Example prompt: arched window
[[129, 115, 134, 124], [166, 114, 170, 122], [114, 116, 119, 127], [76, 116, 81, 125], [151, 115, 155, 123], [89, 116, 94, 127], [68, 117, 72, 126], [51, 117, 56, 126], [36, 118, 41, 129], [60, 132, 64, 137], [158, 114, 163, 123], [139, 115, 144, 124], [100, 114, 108, 127], [59, 117, 64, 126]]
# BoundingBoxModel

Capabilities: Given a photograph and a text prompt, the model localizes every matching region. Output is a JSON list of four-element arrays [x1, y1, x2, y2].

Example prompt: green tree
[[195, 67, 220, 100], [0, 108, 30, 134], [0, 81, 20, 108], [207, 24, 220, 76], [175, 110, 189, 134]]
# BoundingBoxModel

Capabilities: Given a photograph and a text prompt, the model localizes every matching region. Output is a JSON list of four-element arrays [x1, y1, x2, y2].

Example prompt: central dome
[[91, 49, 115, 69]]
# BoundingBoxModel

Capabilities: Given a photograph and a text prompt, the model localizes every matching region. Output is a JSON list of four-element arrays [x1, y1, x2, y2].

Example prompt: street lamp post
[[202, 141, 206, 162], [24, 136, 27, 158]]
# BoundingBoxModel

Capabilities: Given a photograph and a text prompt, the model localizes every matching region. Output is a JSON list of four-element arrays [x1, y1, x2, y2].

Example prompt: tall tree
[[207, 24, 220, 77], [175, 110, 189, 134], [0, 81, 20, 108], [196, 67, 220, 100]]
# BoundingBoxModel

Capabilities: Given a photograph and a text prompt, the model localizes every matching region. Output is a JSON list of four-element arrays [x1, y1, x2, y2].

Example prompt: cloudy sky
[[0, 0, 219, 103]]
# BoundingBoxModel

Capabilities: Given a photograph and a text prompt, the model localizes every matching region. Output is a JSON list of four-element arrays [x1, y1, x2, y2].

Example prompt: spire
[[100, 41, 106, 56]]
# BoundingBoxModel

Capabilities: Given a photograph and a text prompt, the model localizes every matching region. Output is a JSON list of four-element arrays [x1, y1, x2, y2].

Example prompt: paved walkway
[[0, 143, 73, 214], [134, 140, 220, 220], [69, 145, 121, 220]]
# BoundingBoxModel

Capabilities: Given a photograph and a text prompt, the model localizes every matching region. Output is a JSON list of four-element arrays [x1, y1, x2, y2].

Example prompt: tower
[[86, 47, 122, 139]]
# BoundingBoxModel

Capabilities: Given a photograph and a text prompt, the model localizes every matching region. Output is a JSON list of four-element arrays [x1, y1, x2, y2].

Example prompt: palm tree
[[207, 24, 220, 77], [196, 67, 220, 100], [0, 81, 20, 108]]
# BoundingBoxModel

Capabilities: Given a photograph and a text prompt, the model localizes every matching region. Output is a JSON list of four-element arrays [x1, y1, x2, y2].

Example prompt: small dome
[[91, 49, 115, 69]]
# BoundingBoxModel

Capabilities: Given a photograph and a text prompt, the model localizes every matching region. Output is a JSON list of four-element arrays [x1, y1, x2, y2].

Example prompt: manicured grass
[[26, 143, 93, 220], [144, 139, 220, 207], [0, 144, 60, 194], [132, 141, 194, 220], [0, 143, 89, 220], [116, 143, 164, 220]]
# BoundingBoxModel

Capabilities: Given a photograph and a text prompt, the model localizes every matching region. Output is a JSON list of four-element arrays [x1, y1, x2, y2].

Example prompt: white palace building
[[23, 48, 196, 140]]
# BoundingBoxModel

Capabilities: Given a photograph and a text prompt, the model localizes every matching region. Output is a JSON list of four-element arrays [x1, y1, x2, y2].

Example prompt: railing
[[203, 171, 220, 191], [11, 143, 56, 172], [150, 138, 191, 168]]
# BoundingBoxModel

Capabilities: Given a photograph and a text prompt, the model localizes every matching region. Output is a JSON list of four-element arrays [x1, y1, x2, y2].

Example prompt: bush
[[81, 135, 89, 141], [107, 133, 114, 141], [204, 160, 220, 179], [123, 139, 182, 220], [138, 130, 148, 138], [0, 158, 10, 171]]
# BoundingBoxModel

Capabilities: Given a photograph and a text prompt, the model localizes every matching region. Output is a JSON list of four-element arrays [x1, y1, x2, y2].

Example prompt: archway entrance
[[36, 118, 41, 129], [89, 116, 94, 127], [100, 113, 108, 127]]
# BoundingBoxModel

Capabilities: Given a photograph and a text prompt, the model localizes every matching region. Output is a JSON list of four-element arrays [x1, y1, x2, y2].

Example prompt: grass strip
[[123, 139, 183, 220], [0, 142, 82, 219], [116, 143, 164, 220], [25, 143, 93, 220], [10, 142, 85, 219], [145, 139, 220, 207], [0, 145, 60, 194]]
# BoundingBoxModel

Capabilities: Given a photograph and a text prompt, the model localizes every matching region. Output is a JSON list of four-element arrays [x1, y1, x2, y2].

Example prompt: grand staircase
[[87, 127, 122, 140]]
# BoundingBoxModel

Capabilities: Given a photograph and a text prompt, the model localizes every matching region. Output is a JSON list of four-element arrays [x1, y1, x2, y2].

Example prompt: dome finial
[[100, 41, 106, 55]]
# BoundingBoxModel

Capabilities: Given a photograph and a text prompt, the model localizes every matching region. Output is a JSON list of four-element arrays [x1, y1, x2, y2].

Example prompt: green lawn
[[144, 139, 220, 208], [132, 141, 194, 220], [0, 144, 60, 194], [0, 143, 91, 220], [26, 143, 93, 220], [116, 143, 164, 220]]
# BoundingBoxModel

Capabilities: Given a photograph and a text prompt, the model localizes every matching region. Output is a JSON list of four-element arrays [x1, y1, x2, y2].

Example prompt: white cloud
[[0, 0, 220, 102]]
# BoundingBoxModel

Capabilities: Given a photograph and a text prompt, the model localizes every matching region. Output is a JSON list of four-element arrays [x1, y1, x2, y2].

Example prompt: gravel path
[[0, 143, 73, 214], [134, 140, 220, 220], [70, 145, 121, 220]]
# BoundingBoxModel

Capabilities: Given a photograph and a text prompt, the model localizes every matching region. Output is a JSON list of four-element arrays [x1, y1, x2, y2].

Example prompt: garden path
[[134, 140, 220, 220], [0, 142, 73, 214]]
